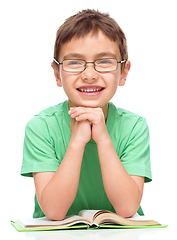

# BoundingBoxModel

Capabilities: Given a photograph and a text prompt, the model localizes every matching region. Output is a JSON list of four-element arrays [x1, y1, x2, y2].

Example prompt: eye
[[68, 60, 82, 66], [97, 59, 113, 65], [99, 60, 110, 64]]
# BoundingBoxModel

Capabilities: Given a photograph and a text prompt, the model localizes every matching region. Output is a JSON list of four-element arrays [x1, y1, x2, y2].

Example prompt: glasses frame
[[53, 58, 127, 73]]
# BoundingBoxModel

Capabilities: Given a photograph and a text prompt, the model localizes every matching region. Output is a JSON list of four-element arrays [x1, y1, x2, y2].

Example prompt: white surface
[[1, 0, 176, 235], [5, 223, 174, 240]]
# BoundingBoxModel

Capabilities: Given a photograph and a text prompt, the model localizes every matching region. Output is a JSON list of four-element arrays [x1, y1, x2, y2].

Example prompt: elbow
[[116, 209, 136, 218], [43, 208, 67, 221], [114, 195, 142, 218], [115, 206, 139, 218], [39, 200, 67, 221], [39, 195, 68, 221], [46, 213, 66, 221]]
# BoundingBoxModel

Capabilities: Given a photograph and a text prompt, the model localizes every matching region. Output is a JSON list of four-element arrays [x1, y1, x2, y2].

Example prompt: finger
[[75, 112, 97, 124], [68, 107, 84, 114], [69, 107, 104, 124], [69, 107, 87, 119]]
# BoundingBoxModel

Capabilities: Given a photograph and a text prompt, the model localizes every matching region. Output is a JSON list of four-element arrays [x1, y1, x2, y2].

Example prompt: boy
[[21, 9, 152, 221]]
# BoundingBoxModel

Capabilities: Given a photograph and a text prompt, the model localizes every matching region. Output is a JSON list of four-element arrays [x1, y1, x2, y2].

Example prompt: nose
[[81, 62, 99, 82]]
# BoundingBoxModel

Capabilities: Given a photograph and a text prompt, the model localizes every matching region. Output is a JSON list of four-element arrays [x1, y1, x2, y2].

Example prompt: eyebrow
[[63, 52, 117, 60], [63, 53, 84, 59], [95, 52, 117, 59]]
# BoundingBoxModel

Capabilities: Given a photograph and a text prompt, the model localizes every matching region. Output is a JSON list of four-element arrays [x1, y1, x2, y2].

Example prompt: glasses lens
[[63, 59, 85, 72], [95, 58, 117, 72]]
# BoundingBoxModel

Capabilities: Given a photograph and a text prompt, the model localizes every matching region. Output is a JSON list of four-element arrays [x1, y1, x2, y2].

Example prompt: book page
[[127, 214, 155, 221], [79, 210, 101, 222], [16, 215, 84, 228]]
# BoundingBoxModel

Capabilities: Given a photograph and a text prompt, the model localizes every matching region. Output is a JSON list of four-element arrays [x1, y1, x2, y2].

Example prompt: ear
[[51, 62, 62, 87], [119, 61, 131, 86]]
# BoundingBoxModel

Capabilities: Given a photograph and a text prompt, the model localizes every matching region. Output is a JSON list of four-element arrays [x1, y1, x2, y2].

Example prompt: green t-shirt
[[21, 101, 152, 218]]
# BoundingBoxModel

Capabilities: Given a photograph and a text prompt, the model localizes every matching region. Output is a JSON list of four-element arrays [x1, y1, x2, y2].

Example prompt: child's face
[[53, 31, 129, 109]]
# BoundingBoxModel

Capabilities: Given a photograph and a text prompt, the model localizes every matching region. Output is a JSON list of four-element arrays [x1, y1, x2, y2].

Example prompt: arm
[[96, 135, 144, 218], [33, 118, 91, 221], [69, 107, 144, 218]]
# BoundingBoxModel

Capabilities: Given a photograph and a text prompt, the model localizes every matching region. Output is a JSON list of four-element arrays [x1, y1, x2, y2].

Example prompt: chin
[[68, 98, 108, 109], [77, 102, 103, 108]]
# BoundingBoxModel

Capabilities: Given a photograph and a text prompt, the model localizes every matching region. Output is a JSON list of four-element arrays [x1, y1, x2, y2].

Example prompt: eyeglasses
[[53, 58, 126, 73]]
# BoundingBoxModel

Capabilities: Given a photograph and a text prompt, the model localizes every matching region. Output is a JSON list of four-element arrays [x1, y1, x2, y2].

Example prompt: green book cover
[[11, 221, 168, 232], [11, 210, 168, 232]]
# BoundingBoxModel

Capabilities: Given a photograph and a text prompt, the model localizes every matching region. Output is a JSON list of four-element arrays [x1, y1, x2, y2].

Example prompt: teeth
[[79, 88, 101, 92]]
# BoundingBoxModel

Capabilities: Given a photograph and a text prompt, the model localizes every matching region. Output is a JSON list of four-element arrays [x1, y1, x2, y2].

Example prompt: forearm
[[40, 138, 85, 220], [97, 135, 143, 218]]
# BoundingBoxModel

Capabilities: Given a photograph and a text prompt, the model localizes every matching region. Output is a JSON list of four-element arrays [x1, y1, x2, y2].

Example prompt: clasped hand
[[68, 107, 108, 145]]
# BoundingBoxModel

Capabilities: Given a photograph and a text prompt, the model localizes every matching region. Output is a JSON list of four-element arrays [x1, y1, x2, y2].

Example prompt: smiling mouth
[[77, 86, 105, 93]]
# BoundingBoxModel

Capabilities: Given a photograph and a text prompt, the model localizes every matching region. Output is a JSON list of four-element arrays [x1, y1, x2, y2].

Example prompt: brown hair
[[53, 9, 128, 71]]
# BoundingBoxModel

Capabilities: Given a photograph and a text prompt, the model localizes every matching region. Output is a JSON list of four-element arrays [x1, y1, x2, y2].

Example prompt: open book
[[11, 210, 167, 232]]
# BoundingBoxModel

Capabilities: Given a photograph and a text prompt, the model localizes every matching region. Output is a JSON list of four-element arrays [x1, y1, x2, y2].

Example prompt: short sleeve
[[21, 117, 60, 177], [120, 118, 152, 183]]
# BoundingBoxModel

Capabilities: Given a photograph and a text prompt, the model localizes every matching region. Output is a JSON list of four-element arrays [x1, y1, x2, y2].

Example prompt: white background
[[1, 0, 176, 230]]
